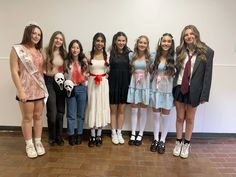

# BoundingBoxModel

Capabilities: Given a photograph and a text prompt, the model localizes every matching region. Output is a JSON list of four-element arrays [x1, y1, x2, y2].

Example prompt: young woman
[[173, 25, 214, 158], [10, 24, 48, 158], [149, 33, 175, 154], [44, 31, 67, 146], [65, 40, 88, 146], [109, 32, 131, 145], [127, 35, 153, 146], [85, 33, 110, 147]]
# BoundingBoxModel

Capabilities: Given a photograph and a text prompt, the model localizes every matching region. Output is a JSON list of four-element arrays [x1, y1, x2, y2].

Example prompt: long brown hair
[[176, 25, 208, 68], [45, 31, 67, 72], [152, 33, 175, 77], [130, 35, 150, 73], [89, 32, 108, 66], [21, 24, 43, 50]]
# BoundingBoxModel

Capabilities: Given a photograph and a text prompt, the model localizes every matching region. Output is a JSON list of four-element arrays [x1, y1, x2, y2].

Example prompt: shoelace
[[182, 144, 189, 153], [27, 145, 36, 153], [175, 142, 182, 151]]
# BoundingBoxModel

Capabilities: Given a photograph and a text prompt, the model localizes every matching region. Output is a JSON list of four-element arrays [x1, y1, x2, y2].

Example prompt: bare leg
[[110, 104, 118, 130], [117, 104, 125, 130], [19, 102, 34, 140], [175, 101, 185, 140], [185, 104, 197, 141], [33, 100, 45, 138]]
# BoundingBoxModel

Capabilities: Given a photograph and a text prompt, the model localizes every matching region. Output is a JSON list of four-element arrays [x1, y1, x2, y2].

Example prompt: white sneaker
[[111, 133, 119, 145], [26, 144, 37, 158], [173, 141, 183, 157], [117, 133, 125, 144], [35, 142, 46, 156], [180, 143, 190, 158]]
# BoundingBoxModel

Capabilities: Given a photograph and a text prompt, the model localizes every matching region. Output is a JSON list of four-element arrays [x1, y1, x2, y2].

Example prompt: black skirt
[[173, 85, 192, 105]]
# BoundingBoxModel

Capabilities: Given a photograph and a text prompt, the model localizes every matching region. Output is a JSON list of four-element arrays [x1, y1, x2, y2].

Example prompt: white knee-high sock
[[160, 114, 170, 143], [97, 128, 102, 136], [138, 108, 147, 136], [153, 112, 161, 141], [131, 108, 138, 135], [91, 128, 96, 137]]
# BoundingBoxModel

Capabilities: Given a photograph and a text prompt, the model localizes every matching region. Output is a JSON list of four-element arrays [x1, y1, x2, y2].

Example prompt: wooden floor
[[0, 131, 236, 177]]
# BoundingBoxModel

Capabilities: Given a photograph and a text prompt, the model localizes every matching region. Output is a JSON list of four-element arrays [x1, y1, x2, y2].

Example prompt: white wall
[[1, 0, 236, 133]]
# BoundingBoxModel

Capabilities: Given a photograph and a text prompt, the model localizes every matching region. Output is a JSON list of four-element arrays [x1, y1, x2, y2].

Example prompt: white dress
[[85, 59, 110, 128]]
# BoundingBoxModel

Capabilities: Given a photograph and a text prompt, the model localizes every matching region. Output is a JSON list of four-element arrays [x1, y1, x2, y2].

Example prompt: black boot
[[75, 134, 82, 145], [68, 135, 74, 146], [56, 136, 64, 146]]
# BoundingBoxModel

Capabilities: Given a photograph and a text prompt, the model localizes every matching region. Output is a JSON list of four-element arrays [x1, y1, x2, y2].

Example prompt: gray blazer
[[173, 47, 214, 107]]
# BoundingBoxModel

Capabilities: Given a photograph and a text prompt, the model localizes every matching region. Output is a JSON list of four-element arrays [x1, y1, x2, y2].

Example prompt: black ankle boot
[[56, 136, 64, 146], [75, 134, 82, 145], [68, 135, 74, 146]]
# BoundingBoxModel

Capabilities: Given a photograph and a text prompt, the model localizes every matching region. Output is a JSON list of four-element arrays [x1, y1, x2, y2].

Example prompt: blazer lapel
[[192, 56, 200, 76]]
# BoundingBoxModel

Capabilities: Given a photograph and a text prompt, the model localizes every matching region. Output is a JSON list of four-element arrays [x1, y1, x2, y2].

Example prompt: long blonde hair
[[176, 25, 208, 68], [130, 35, 150, 73]]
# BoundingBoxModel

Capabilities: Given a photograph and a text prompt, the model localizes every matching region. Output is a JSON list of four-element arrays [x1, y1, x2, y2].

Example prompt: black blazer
[[173, 47, 214, 107]]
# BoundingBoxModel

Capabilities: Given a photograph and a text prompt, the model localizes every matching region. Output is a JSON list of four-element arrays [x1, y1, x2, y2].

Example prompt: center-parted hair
[[67, 39, 86, 71], [110, 31, 131, 60], [152, 33, 175, 77], [176, 25, 208, 68], [130, 35, 151, 74], [45, 31, 67, 72], [90, 32, 108, 66]]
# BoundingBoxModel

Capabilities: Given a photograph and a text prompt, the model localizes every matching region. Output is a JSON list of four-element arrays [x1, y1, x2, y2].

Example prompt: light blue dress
[[150, 63, 174, 109], [127, 53, 154, 105]]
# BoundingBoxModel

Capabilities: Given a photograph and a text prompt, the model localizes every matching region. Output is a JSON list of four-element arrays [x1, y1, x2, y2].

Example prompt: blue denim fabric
[[66, 85, 87, 135]]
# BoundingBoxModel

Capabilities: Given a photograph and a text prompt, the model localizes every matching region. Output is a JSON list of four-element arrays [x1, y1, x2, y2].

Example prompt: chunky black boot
[[56, 136, 64, 146], [75, 134, 82, 145], [68, 135, 74, 146]]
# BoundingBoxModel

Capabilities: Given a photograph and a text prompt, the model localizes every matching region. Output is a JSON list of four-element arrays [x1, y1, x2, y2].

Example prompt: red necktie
[[180, 51, 195, 94], [72, 62, 79, 84]]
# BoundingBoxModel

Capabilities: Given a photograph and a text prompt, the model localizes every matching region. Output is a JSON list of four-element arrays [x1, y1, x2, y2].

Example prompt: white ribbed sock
[[97, 128, 102, 136], [111, 129, 117, 135], [25, 139, 33, 146], [117, 129, 122, 135], [34, 137, 41, 144], [91, 128, 96, 137]]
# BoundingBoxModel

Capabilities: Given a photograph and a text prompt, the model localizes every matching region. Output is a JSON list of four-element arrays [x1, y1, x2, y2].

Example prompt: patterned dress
[[127, 53, 154, 105], [15, 45, 46, 100], [150, 63, 174, 109]]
